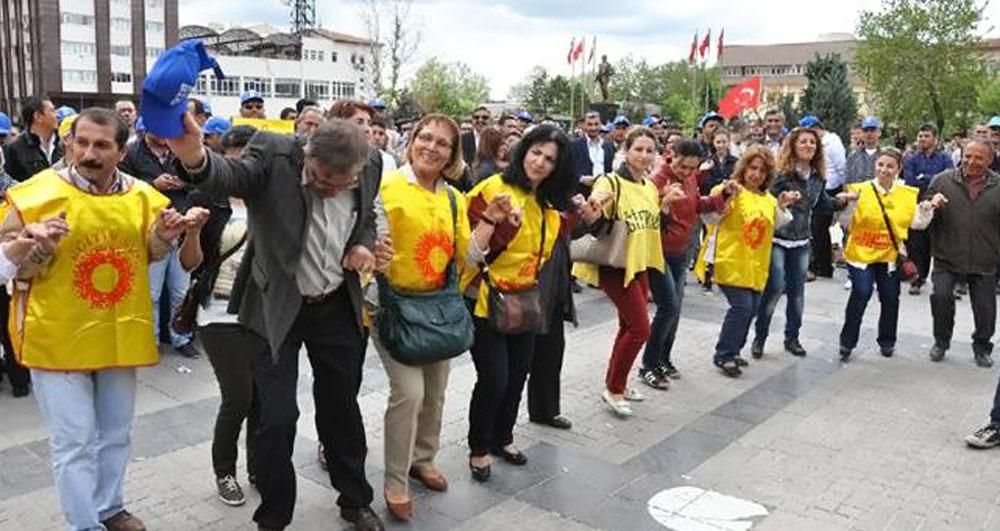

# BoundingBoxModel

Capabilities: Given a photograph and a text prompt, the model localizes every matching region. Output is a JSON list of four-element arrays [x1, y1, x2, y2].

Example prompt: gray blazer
[[177, 131, 381, 360]]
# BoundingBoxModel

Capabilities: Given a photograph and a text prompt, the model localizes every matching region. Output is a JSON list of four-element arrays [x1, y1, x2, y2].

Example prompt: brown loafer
[[384, 494, 412, 522], [102, 510, 146, 531], [408, 466, 448, 492]]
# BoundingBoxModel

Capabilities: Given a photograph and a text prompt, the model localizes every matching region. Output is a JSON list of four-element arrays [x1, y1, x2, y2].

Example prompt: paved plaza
[[1, 268, 998, 531]]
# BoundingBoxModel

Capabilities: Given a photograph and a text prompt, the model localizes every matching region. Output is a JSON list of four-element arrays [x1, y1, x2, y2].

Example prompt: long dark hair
[[501, 124, 575, 211]]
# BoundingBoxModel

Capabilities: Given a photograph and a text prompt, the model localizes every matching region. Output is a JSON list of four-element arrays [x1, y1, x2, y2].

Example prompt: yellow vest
[[695, 188, 778, 292], [573, 173, 664, 287], [461, 174, 560, 319], [7, 170, 170, 371], [380, 168, 471, 292], [844, 181, 918, 265]]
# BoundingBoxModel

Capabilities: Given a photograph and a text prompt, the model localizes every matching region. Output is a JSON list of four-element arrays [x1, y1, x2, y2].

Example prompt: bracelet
[[480, 217, 496, 226]]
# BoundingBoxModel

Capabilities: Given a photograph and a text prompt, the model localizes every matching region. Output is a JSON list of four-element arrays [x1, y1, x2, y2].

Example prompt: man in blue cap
[[239, 91, 266, 119], [202, 116, 232, 154], [2, 96, 62, 182], [846, 116, 882, 185], [56, 106, 77, 126], [698, 111, 724, 158], [610, 114, 630, 149], [0, 112, 11, 144]]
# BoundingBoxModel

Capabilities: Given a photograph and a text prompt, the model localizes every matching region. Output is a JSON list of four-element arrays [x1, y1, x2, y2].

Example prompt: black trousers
[[0, 285, 28, 391], [201, 322, 262, 480], [930, 267, 996, 354], [906, 229, 932, 284], [809, 209, 835, 277], [252, 286, 373, 529], [528, 311, 565, 422], [468, 316, 535, 457]]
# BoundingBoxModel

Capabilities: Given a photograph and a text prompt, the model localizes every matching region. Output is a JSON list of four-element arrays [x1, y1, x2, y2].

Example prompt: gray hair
[[304, 119, 369, 174], [584, 111, 601, 121], [298, 105, 324, 120]]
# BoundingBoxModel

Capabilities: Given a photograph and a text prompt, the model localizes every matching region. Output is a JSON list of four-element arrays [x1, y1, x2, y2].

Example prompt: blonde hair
[[405, 113, 463, 181], [731, 145, 776, 192], [777, 127, 825, 178]]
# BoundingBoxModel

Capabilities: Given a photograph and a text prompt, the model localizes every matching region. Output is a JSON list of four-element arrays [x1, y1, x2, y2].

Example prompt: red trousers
[[599, 267, 651, 394]]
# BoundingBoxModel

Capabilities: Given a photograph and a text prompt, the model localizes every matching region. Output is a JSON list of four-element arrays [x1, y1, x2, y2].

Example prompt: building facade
[[0, 0, 179, 121], [180, 24, 377, 119]]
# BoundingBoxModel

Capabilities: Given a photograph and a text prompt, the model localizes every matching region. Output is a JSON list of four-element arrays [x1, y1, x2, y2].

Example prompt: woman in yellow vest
[[576, 127, 684, 417], [836, 148, 940, 361], [374, 113, 476, 521], [463, 124, 575, 482], [696, 146, 797, 377]]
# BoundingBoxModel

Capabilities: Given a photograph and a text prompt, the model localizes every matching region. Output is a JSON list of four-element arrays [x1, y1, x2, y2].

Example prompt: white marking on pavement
[[648, 486, 769, 531]]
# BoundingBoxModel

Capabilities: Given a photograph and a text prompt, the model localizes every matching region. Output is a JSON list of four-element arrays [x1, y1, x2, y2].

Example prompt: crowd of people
[[3, 65, 1000, 531]]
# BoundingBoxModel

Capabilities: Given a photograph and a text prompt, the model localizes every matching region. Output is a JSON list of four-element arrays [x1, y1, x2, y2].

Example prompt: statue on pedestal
[[595, 55, 615, 102]]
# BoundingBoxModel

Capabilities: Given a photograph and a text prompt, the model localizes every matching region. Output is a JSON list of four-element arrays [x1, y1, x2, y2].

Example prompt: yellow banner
[[231, 118, 295, 134]]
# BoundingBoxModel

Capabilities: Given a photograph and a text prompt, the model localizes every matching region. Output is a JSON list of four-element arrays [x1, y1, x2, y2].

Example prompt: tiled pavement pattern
[[1, 269, 998, 530]]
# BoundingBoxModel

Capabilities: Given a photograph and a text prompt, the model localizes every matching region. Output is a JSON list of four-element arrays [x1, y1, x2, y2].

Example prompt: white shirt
[[296, 173, 357, 297], [380, 150, 398, 176], [586, 135, 605, 176], [0, 245, 18, 284], [823, 132, 848, 190]]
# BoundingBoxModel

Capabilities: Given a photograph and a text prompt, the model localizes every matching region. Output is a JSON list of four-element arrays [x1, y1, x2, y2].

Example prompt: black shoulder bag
[[172, 230, 250, 334], [481, 206, 546, 334], [869, 182, 918, 281]]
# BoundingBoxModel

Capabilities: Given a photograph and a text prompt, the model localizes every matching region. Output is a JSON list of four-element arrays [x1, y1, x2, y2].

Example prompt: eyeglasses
[[242, 103, 263, 111], [416, 131, 453, 151], [473, 114, 490, 121]]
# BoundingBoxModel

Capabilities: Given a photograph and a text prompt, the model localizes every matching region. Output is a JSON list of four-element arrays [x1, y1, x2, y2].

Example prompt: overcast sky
[[179, 0, 1000, 100]]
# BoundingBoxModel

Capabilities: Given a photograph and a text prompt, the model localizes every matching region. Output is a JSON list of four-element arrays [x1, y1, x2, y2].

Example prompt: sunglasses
[[242, 103, 263, 110], [473, 114, 490, 121]]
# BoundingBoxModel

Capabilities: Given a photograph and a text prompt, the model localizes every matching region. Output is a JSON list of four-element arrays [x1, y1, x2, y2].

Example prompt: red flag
[[718, 76, 762, 119], [688, 31, 698, 64], [699, 29, 711, 59], [717, 28, 724, 60], [571, 39, 585, 63], [567, 37, 575, 64]]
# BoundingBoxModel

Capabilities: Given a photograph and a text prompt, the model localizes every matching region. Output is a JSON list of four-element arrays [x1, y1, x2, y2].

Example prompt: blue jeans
[[149, 247, 192, 348], [32, 368, 137, 531], [715, 286, 761, 363], [754, 244, 810, 342], [641, 255, 688, 370], [839, 263, 900, 350]]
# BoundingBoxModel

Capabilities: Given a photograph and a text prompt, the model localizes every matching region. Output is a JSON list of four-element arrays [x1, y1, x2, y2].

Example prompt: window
[[305, 80, 329, 100], [110, 45, 131, 57], [318, 51, 325, 61], [147, 47, 164, 59], [64, 70, 97, 84], [61, 41, 96, 56], [61, 12, 94, 25], [243, 77, 272, 97], [212, 76, 240, 96], [111, 72, 132, 83], [332, 81, 355, 99], [146, 0, 164, 7], [110, 17, 130, 31], [274, 78, 301, 98], [146, 21, 164, 33], [331, 52, 337, 63]]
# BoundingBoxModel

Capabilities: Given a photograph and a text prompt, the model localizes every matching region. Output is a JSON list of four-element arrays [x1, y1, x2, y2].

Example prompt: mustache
[[78, 159, 103, 169]]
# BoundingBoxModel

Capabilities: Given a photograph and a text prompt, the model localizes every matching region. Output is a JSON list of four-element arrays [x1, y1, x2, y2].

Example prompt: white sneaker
[[601, 390, 633, 417], [843, 280, 852, 291], [624, 388, 645, 402]]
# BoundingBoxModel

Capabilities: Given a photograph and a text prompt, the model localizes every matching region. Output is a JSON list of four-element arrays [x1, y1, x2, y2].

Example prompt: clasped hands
[[4, 213, 71, 266]]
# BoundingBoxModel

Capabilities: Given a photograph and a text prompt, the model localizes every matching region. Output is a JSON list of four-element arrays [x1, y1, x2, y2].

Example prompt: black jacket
[[119, 139, 190, 212], [461, 131, 477, 166], [701, 154, 738, 195], [571, 136, 614, 179], [769, 170, 835, 243], [2, 131, 63, 182]]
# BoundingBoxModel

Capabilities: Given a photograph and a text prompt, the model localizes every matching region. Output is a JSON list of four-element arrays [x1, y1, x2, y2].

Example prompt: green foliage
[[608, 57, 718, 128], [408, 58, 490, 117], [509, 67, 589, 117], [778, 94, 800, 128], [800, 53, 858, 141], [855, 0, 986, 135], [978, 76, 1000, 118]]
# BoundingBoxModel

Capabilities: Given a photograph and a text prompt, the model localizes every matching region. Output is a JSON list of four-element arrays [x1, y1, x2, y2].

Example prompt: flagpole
[[580, 37, 587, 118], [570, 49, 576, 123]]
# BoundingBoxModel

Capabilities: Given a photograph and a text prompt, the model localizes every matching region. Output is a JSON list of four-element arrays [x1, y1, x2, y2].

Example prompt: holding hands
[[483, 194, 521, 226], [374, 236, 395, 273], [660, 183, 686, 214], [778, 190, 801, 208], [6, 213, 71, 266], [580, 189, 613, 224], [919, 193, 948, 211]]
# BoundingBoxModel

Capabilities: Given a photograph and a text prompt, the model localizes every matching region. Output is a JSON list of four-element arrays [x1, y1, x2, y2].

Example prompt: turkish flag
[[571, 39, 585, 63], [718, 76, 762, 119], [699, 29, 711, 59], [688, 31, 698, 64], [567, 38, 575, 64]]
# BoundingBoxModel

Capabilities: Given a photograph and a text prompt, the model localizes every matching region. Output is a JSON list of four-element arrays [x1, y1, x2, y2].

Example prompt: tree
[[509, 67, 589, 117], [800, 53, 858, 141], [978, 75, 1000, 118], [359, 0, 421, 109], [606, 56, 718, 128], [856, 0, 987, 135], [778, 94, 800, 128], [408, 58, 489, 117]]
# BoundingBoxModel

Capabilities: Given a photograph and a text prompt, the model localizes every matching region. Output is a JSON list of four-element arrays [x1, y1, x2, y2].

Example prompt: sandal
[[715, 359, 742, 378]]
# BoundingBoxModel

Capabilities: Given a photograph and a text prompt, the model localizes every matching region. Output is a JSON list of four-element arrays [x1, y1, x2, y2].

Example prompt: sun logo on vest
[[71, 234, 137, 310], [742, 217, 768, 249], [413, 230, 454, 284]]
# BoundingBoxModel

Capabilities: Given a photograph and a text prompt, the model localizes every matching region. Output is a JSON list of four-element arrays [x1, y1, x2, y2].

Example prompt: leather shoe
[[340, 507, 384, 531], [535, 416, 572, 430], [102, 510, 146, 531], [409, 466, 448, 492], [491, 446, 528, 465], [384, 493, 412, 522], [469, 459, 491, 482]]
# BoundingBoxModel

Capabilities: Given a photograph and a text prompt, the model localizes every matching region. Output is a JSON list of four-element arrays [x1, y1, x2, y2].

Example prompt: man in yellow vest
[[0, 108, 202, 531]]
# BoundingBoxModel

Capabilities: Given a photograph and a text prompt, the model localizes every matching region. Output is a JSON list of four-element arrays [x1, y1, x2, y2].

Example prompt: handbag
[[870, 182, 918, 281], [481, 206, 546, 334], [172, 230, 249, 335], [375, 188, 474, 365], [570, 174, 628, 268]]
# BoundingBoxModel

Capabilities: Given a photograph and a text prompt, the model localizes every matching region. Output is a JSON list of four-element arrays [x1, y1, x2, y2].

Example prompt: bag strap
[[214, 231, 249, 268], [869, 181, 902, 253], [444, 185, 459, 284], [534, 203, 546, 282]]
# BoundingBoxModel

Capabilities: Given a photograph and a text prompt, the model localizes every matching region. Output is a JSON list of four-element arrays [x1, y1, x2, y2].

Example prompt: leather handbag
[[870, 182, 918, 281], [375, 188, 474, 365], [570, 174, 628, 268], [172, 230, 249, 335], [482, 207, 546, 334]]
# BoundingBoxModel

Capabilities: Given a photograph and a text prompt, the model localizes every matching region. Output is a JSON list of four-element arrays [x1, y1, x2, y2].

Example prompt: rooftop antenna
[[280, 0, 316, 34]]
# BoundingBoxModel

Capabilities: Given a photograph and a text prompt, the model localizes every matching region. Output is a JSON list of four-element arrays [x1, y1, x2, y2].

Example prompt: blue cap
[[641, 116, 656, 126], [861, 116, 881, 130], [987, 116, 1000, 129], [135, 117, 146, 133], [202, 116, 231, 136], [240, 90, 264, 104], [798, 114, 821, 128], [698, 111, 723, 128], [202, 101, 213, 116], [613, 115, 631, 127], [56, 106, 77, 124], [601, 122, 613, 133], [0, 112, 10, 135], [516, 110, 533, 122], [368, 98, 386, 109], [141, 40, 224, 138]]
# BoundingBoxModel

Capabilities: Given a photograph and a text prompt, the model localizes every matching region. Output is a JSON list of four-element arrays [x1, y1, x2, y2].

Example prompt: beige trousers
[[373, 332, 451, 494]]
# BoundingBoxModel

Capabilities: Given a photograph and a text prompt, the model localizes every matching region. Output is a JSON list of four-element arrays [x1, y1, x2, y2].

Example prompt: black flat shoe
[[491, 447, 528, 465], [714, 359, 742, 378], [469, 460, 491, 482], [734, 357, 749, 367], [532, 416, 572, 430], [340, 506, 384, 531]]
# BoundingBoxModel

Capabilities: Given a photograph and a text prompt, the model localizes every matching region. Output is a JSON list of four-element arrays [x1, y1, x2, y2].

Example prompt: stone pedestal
[[589, 102, 620, 124]]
